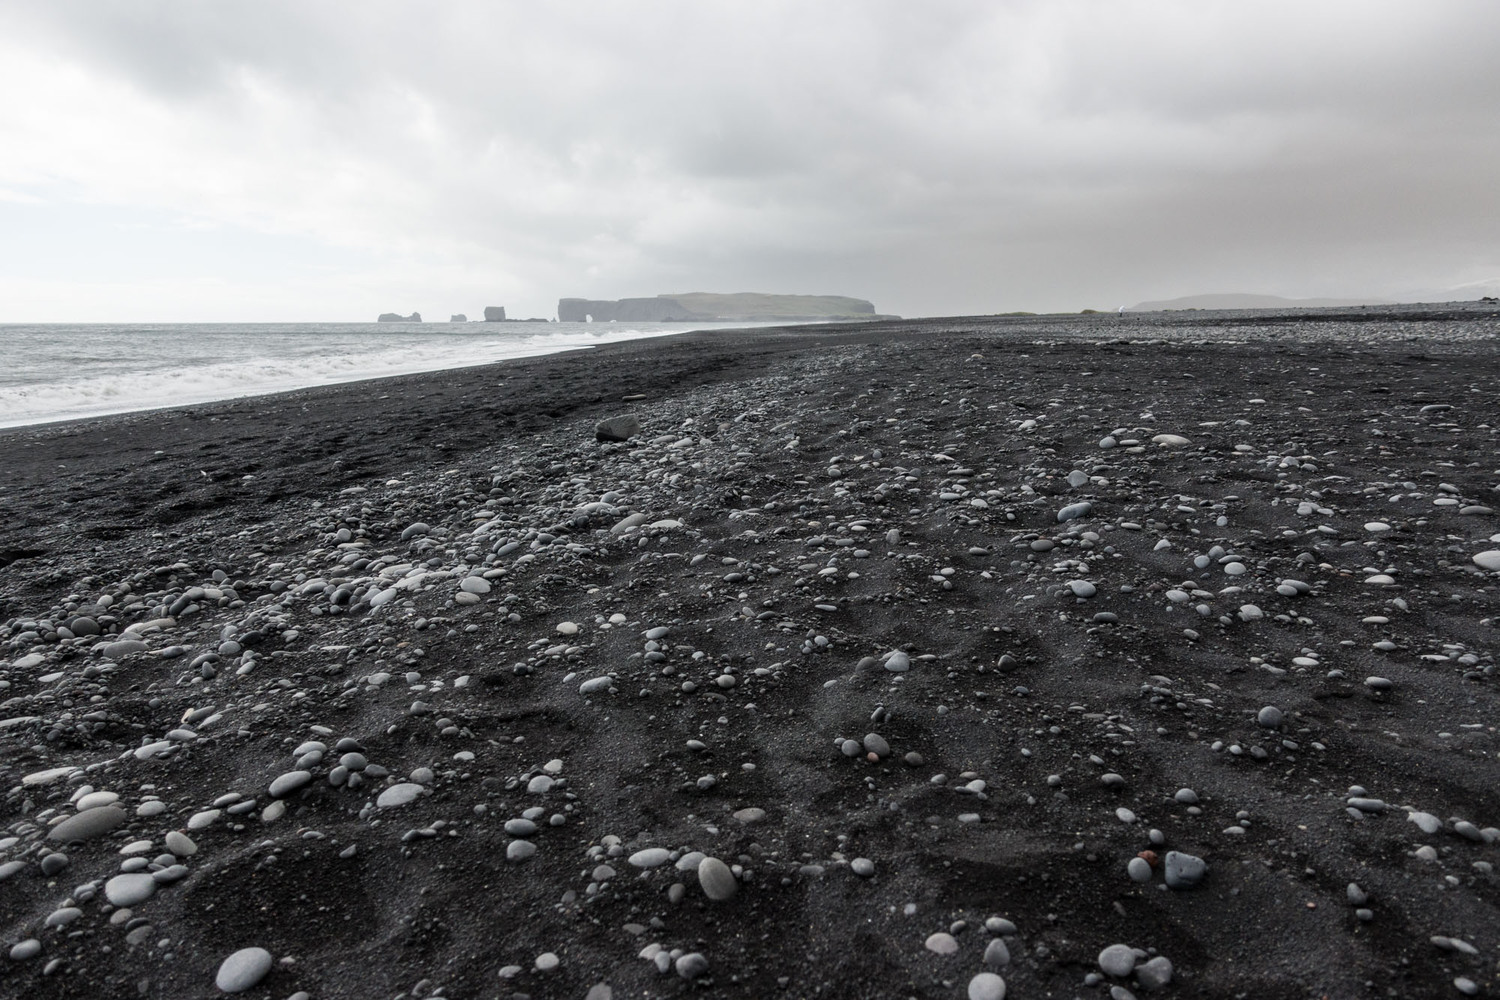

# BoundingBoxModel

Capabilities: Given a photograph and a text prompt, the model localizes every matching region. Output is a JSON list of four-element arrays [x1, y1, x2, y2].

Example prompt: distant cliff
[[557, 293, 894, 323], [377, 312, 422, 322]]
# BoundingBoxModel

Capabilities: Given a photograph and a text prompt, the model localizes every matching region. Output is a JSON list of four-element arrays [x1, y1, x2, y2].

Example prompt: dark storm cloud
[[2, 1, 1498, 320]]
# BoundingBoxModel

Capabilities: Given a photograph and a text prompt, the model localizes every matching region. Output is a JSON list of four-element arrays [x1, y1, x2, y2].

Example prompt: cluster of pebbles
[[1, 307, 1498, 998]]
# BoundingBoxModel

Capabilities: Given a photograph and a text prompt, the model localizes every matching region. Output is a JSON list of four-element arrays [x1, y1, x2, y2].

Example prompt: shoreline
[[1, 309, 1498, 998]]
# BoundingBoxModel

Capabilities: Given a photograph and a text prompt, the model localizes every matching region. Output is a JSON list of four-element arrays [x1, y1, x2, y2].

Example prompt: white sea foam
[[0, 322, 743, 428]]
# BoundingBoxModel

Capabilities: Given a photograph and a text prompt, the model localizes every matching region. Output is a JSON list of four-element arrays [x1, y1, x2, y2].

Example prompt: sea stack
[[377, 312, 422, 322], [484, 306, 507, 321]]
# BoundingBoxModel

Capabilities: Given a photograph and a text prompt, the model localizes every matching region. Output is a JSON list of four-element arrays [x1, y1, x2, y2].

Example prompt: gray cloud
[[1, 1, 1498, 320]]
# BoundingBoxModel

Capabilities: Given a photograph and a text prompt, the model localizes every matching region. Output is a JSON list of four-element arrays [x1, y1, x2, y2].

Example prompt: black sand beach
[[2, 306, 1498, 999]]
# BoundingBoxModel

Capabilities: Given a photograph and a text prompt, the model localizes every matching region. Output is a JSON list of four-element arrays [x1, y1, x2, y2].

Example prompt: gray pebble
[[1127, 857, 1152, 882], [983, 937, 1010, 966], [629, 848, 671, 868], [675, 952, 710, 979], [215, 947, 274, 993], [376, 783, 425, 809], [104, 873, 157, 907], [1135, 956, 1173, 990], [968, 972, 1007, 1000], [47, 806, 126, 843], [697, 856, 738, 900], [1163, 851, 1206, 889], [268, 770, 312, 798], [1098, 943, 1136, 977]]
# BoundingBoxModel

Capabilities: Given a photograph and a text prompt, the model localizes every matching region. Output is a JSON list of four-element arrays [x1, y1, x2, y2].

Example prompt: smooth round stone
[[863, 733, 891, 758], [135, 800, 166, 818], [675, 953, 710, 980], [1473, 550, 1500, 571], [733, 807, 766, 824], [75, 790, 120, 811], [968, 972, 1007, 1000], [1151, 433, 1191, 447], [215, 947, 274, 993], [23, 766, 79, 787], [1136, 956, 1174, 990], [697, 856, 738, 900], [507, 840, 537, 862], [9, 939, 42, 961], [1238, 604, 1264, 621], [1068, 580, 1097, 598], [1163, 851, 1207, 889], [376, 783, 424, 809], [851, 857, 876, 877], [1257, 705, 1284, 728], [983, 937, 1010, 967], [1364, 676, 1394, 691], [535, 952, 560, 972], [1057, 501, 1092, 523], [629, 848, 671, 868], [578, 677, 612, 695], [925, 932, 959, 955], [104, 873, 157, 907], [45, 907, 82, 927], [555, 621, 578, 634], [527, 775, 555, 794], [1098, 943, 1137, 977], [268, 770, 312, 798], [339, 752, 368, 771], [153, 864, 189, 884], [459, 576, 491, 595], [1127, 857, 1152, 882], [187, 809, 221, 830], [884, 650, 911, 673], [675, 851, 706, 872], [48, 806, 126, 843], [1223, 562, 1246, 576], [504, 818, 537, 837]]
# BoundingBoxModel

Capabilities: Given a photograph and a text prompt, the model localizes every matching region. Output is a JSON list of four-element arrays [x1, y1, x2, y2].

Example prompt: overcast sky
[[2, 1, 1497, 321]]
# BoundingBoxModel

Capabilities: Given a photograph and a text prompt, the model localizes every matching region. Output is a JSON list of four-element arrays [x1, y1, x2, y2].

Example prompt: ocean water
[[0, 321, 755, 429]]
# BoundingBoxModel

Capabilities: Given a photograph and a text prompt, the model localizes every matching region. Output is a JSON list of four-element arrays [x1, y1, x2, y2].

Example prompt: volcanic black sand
[[1, 305, 1498, 1000]]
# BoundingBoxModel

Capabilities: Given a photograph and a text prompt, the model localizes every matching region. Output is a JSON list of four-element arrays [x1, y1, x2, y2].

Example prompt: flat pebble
[[1472, 550, 1500, 571], [48, 806, 126, 843], [629, 848, 671, 868], [104, 873, 157, 907], [376, 783, 425, 809], [268, 770, 312, 798]]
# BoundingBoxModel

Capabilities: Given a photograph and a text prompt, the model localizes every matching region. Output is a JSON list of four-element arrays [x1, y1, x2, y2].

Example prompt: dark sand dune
[[1, 305, 1497, 999]]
